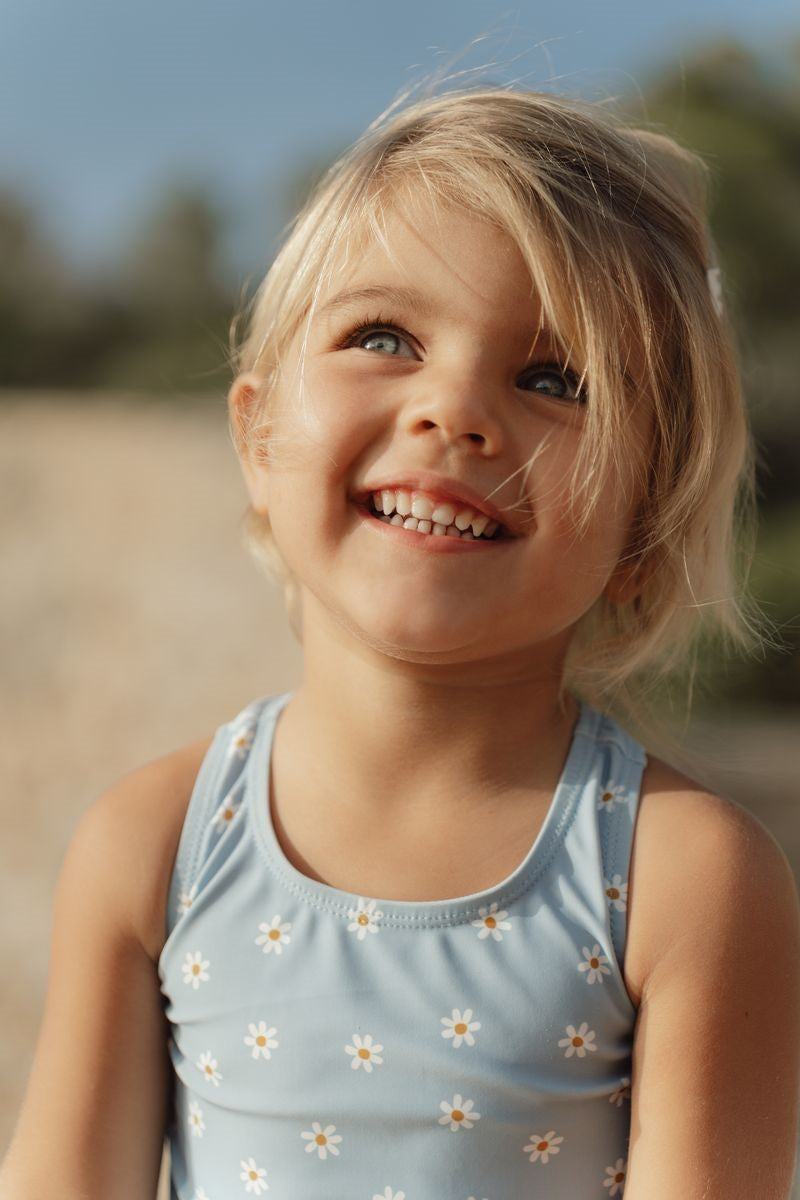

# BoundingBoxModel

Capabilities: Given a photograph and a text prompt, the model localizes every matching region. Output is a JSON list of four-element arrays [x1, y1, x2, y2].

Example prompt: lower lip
[[352, 503, 513, 552]]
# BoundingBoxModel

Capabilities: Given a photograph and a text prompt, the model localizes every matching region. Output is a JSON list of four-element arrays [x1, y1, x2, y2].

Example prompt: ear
[[228, 372, 270, 513]]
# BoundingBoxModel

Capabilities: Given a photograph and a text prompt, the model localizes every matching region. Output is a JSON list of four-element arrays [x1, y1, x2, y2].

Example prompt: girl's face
[[235, 195, 650, 676]]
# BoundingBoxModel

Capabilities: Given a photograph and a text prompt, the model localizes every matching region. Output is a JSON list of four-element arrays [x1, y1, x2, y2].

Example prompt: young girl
[[2, 87, 799, 1200]]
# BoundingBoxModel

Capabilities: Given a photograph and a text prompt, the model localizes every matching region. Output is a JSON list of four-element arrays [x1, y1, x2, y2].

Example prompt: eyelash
[[340, 313, 588, 405], [340, 312, 400, 350]]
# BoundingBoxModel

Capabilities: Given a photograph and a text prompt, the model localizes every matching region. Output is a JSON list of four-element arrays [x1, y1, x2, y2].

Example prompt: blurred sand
[[1, 395, 797, 1195], [0, 394, 303, 1193]]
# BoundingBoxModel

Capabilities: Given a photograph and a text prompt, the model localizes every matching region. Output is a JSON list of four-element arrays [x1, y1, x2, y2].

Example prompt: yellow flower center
[[615, 1172, 625, 1182], [315, 1133, 327, 1145], [607, 887, 620, 899], [256, 1035, 266, 1046], [358, 1047, 370, 1059], [249, 1171, 257, 1180], [358, 913, 369, 925], [451, 1109, 464, 1122], [572, 1036, 584, 1047], [454, 1022, 468, 1034], [602, 791, 613, 803], [537, 1140, 549, 1151], [268, 928, 280, 940], [192, 964, 200, 974], [224, 807, 233, 821], [590, 957, 599, 968], [485, 916, 496, 928]]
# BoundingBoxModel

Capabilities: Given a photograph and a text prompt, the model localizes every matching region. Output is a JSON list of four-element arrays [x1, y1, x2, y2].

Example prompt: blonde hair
[[228, 86, 759, 725]]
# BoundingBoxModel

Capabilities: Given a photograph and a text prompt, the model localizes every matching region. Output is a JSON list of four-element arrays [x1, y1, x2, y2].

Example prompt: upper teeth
[[371, 488, 500, 538]]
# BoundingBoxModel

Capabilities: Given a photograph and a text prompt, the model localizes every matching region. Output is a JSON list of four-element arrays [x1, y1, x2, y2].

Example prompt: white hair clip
[[706, 266, 724, 318]]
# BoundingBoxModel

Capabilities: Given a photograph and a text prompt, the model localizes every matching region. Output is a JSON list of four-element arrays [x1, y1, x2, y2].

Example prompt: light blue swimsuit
[[158, 691, 645, 1199]]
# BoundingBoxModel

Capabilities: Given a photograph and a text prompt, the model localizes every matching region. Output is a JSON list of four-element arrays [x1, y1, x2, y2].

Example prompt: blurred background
[[1, 0, 798, 1192]]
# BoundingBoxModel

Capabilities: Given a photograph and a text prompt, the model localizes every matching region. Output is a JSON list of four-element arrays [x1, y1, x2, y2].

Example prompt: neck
[[276, 593, 580, 825]]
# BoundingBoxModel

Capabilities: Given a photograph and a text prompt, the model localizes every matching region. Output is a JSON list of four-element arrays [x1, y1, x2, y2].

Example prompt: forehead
[[312, 193, 555, 341]]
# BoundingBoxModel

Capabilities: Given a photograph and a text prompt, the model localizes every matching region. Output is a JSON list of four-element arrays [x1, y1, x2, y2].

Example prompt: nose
[[399, 367, 504, 454]]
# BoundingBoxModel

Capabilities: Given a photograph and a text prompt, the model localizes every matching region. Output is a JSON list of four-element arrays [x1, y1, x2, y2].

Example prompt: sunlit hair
[[228, 86, 760, 724]]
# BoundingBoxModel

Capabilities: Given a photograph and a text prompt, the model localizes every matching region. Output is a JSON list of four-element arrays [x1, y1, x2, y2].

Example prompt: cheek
[[262, 372, 371, 496], [296, 358, 385, 439], [533, 450, 641, 573]]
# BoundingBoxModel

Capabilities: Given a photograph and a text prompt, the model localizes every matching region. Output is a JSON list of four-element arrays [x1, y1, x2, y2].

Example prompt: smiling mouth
[[360, 494, 510, 541]]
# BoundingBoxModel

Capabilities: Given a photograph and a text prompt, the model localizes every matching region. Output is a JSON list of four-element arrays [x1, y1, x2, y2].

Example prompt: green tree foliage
[[0, 190, 98, 386], [626, 41, 800, 712], [628, 40, 800, 500], [97, 184, 234, 393], [0, 183, 233, 394]]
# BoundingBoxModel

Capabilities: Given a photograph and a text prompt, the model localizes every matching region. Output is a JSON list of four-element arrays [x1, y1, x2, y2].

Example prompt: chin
[[336, 603, 486, 661]]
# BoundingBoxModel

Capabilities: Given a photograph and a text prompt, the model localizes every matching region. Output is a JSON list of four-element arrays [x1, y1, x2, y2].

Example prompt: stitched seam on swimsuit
[[248, 703, 596, 930], [601, 744, 644, 1014], [592, 724, 647, 767], [177, 724, 236, 915]]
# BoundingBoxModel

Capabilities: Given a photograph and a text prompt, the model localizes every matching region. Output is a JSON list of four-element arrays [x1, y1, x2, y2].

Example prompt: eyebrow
[[316, 284, 437, 321], [314, 282, 567, 346]]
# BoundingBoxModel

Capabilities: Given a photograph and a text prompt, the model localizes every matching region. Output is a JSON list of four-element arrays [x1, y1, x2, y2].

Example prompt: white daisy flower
[[229, 727, 256, 760], [181, 951, 210, 990], [210, 792, 240, 833], [372, 1189, 405, 1200], [196, 1050, 223, 1086], [344, 1033, 384, 1072], [239, 1156, 268, 1194], [471, 902, 512, 941], [441, 1007, 481, 1047], [188, 1099, 205, 1138], [558, 1022, 598, 1058], [177, 881, 198, 915], [603, 1158, 627, 1196], [301, 1121, 342, 1159], [597, 782, 630, 813], [523, 1129, 564, 1164], [346, 897, 384, 940], [255, 916, 292, 955], [244, 1021, 279, 1060], [577, 944, 612, 984], [609, 1077, 631, 1107], [604, 875, 628, 912], [438, 1093, 481, 1131]]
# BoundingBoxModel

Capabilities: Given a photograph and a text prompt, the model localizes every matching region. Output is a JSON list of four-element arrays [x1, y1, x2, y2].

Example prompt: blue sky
[[1, 0, 796, 282]]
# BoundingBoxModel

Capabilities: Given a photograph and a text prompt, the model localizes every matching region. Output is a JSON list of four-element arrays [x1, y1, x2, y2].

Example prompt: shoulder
[[70, 731, 216, 963], [623, 754, 800, 1006], [621, 758, 800, 1194]]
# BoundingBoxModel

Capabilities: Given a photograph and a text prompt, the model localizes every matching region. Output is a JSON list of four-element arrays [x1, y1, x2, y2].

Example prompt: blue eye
[[348, 322, 417, 358], [362, 330, 407, 355], [519, 365, 587, 404]]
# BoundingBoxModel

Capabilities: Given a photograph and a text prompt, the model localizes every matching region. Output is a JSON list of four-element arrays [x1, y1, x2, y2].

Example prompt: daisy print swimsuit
[[158, 692, 644, 1199]]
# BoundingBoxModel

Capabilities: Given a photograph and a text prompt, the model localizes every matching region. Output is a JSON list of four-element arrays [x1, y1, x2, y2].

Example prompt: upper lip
[[353, 471, 524, 536]]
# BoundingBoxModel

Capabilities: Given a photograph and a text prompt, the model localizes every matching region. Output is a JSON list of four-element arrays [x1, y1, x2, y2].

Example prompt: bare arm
[[0, 739, 211, 1199], [624, 783, 800, 1199]]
